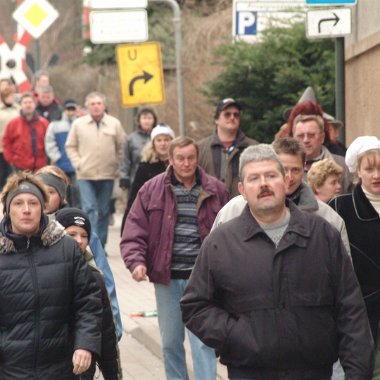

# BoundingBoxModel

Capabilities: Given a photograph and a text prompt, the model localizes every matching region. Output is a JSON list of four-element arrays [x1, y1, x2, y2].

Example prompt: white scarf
[[362, 186, 380, 216]]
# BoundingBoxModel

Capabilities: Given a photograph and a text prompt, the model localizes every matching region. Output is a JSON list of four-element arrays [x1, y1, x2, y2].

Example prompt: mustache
[[258, 187, 274, 198]]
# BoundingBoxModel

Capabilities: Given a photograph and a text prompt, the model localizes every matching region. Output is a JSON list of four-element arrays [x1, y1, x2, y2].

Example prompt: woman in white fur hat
[[329, 136, 380, 358], [120, 123, 175, 233]]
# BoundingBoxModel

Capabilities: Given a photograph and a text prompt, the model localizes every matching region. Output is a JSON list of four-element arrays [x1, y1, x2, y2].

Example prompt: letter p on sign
[[236, 11, 257, 36]]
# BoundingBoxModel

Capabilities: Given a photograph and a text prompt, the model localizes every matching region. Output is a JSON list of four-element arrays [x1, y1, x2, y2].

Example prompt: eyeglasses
[[222, 111, 240, 119], [294, 132, 321, 140]]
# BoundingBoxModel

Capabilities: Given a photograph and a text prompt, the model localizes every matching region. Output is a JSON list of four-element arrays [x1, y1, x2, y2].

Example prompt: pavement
[[105, 211, 228, 380]]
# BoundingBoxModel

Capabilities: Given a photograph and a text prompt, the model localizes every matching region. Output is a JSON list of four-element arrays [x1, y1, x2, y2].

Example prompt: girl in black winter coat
[[121, 124, 175, 234], [56, 207, 122, 380]]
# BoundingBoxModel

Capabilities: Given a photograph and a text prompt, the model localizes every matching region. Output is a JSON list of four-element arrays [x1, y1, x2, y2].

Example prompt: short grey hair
[[85, 91, 106, 108], [239, 144, 285, 180]]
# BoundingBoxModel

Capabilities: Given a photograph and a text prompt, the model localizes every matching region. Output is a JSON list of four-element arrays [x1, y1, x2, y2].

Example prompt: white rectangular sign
[[233, 0, 306, 43], [90, 0, 147, 9], [306, 8, 351, 38], [90, 10, 148, 44]]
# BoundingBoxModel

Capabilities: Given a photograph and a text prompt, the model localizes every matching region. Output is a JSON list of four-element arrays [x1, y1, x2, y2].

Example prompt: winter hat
[[35, 173, 67, 203], [214, 98, 242, 119], [6, 181, 45, 214], [282, 86, 338, 123], [345, 136, 380, 173], [150, 124, 175, 141], [55, 208, 91, 237], [63, 99, 77, 109]]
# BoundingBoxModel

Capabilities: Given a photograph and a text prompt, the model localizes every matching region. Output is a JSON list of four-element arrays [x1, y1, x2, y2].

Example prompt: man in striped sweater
[[121, 136, 229, 380]]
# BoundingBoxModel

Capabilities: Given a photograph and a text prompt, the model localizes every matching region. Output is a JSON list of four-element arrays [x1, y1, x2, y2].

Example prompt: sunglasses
[[222, 111, 241, 119]]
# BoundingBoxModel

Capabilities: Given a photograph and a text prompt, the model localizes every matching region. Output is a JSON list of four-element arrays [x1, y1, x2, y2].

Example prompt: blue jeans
[[154, 280, 217, 380], [78, 179, 113, 246], [66, 172, 81, 209]]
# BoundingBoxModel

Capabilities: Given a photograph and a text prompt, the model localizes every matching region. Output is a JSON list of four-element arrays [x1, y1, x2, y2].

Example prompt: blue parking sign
[[306, 0, 357, 5], [236, 11, 257, 36]]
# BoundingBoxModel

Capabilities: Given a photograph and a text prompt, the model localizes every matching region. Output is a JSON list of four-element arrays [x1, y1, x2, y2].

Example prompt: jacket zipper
[[26, 240, 41, 374]]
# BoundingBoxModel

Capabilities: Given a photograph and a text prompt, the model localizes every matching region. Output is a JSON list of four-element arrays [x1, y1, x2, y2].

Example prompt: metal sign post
[[148, 0, 184, 136], [306, 0, 357, 143]]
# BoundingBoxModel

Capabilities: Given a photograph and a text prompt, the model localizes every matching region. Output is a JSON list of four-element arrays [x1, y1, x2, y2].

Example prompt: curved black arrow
[[318, 12, 340, 33], [129, 71, 153, 96]]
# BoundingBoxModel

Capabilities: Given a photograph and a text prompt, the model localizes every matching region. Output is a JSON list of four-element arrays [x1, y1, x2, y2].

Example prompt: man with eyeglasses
[[120, 136, 229, 380], [292, 114, 351, 193], [198, 98, 258, 197]]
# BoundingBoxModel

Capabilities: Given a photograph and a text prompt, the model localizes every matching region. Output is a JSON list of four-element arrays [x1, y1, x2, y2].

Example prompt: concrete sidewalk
[[105, 212, 228, 380]]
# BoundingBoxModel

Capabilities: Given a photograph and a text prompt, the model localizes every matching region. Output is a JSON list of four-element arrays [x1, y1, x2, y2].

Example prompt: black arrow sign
[[129, 71, 153, 96], [318, 12, 340, 33]]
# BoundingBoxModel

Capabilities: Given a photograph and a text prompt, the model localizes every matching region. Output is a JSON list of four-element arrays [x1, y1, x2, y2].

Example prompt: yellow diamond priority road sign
[[13, 0, 59, 39], [116, 42, 165, 108]]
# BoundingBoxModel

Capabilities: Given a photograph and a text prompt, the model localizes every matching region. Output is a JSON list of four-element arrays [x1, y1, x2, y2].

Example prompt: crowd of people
[[0, 70, 379, 380]]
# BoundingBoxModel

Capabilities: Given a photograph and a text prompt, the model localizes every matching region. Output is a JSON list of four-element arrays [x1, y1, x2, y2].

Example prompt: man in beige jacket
[[66, 91, 125, 247]]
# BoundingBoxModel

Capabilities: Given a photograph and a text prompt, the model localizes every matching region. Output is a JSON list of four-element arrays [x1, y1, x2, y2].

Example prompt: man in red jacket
[[3, 92, 48, 171]]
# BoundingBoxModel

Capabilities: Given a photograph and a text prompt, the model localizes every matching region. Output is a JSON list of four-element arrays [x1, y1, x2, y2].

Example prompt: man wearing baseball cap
[[197, 98, 258, 197]]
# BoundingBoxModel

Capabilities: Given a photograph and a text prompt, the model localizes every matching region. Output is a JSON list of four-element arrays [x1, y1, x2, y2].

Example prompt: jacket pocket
[[146, 203, 166, 273], [286, 273, 338, 367], [220, 313, 266, 368]]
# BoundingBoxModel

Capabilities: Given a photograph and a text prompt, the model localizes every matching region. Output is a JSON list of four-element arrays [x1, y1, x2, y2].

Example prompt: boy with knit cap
[[35, 165, 68, 213], [35, 167, 123, 340], [56, 207, 122, 380]]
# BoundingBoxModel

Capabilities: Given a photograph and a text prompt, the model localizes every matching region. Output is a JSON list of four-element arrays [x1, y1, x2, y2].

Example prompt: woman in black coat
[[329, 136, 380, 340], [121, 124, 175, 234]]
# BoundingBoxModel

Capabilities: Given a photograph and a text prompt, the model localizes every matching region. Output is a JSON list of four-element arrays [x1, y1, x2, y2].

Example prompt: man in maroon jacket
[[3, 92, 48, 171], [120, 136, 229, 380]]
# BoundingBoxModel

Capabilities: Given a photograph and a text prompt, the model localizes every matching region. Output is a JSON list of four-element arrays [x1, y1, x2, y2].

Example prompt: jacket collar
[[171, 167, 201, 187], [0, 216, 65, 253], [241, 199, 311, 243], [210, 129, 248, 148], [164, 165, 218, 194], [20, 111, 40, 125], [137, 127, 150, 136], [63, 113, 76, 124], [290, 181, 319, 212], [85, 113, 107, 125], [352, 184, 379, 221]]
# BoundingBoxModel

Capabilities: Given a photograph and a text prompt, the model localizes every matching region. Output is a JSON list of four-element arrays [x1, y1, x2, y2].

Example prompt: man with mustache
[[212, 137, 350, 256], [181, 144, 373, 380]]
